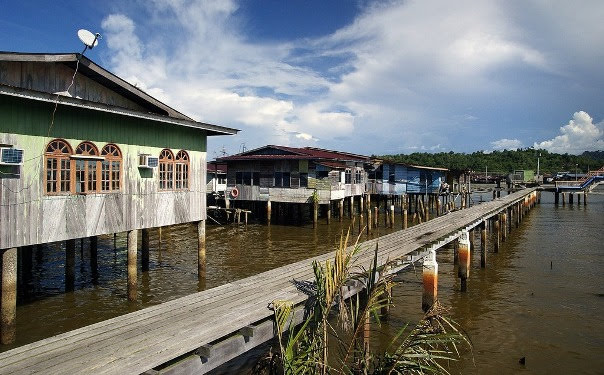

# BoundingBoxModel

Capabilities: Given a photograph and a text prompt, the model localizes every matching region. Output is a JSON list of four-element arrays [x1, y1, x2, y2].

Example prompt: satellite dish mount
[[77, 29, 101, 55]]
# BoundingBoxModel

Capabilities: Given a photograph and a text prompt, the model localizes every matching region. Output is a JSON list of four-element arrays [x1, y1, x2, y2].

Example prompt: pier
[[0, 187, 539, 374]]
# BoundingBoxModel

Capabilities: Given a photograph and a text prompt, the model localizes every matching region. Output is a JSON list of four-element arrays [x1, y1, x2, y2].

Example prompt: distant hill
[[376, 149, 604, 175]]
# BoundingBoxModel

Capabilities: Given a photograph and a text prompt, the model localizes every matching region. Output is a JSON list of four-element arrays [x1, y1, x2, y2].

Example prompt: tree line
[[377, 149, 604, 175]]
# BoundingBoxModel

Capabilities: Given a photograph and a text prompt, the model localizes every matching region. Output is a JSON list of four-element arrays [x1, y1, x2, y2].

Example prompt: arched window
[[74, 142, 100, 194], [159, 149, 174, 190], [45, 139, 73, 194], [101, 144, 122, 192], [175, 150, 190, 190]]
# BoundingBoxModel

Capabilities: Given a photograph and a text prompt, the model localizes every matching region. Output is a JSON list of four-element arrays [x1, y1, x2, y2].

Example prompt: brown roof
[[218, 145, 371, 162]]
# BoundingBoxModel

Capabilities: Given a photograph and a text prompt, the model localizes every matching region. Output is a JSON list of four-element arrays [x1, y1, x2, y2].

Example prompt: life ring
[[230, 187, 239, 198]]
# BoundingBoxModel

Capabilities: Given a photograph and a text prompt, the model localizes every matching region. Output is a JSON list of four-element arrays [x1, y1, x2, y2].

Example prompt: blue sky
[[1, 0, 603, 158]]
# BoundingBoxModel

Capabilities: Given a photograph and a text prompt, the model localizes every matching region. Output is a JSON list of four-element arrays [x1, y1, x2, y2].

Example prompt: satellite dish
[[77, 29, 100, 49]]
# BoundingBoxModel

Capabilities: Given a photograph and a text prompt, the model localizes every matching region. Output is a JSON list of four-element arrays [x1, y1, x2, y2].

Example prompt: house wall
[[0, 95, 207, 249], [370, 164, 444, 195]]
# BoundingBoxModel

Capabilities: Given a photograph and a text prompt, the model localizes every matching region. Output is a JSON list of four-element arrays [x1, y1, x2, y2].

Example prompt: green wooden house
[[0, 51, 236, 342]]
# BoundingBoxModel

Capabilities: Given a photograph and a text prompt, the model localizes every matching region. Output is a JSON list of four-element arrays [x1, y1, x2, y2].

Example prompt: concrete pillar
[[1, 248, 17, 344], [360, 195, 364, 213], [312, 201, 318, 227], [453, 239, 459, 265], [65, 239, 76, 292], [197, 220, 206, 276], [326, 203, 331, 224], [349, 196, 354, 218], [494, 217, 500, 253], [422, 250, 438, 312], [142, 228, 150, 272], [481, 220, 487, 268], [266, 200, 272, 225], [366, 207, 372, 234], [127, 229, 138, 302], [338, 199, 344, 222], [402, 209, 408, 230], [458, 230, 471, 292]]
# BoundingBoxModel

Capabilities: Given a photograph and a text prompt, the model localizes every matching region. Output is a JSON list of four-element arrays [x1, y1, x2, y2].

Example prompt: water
[[5, 189, 604, 375]]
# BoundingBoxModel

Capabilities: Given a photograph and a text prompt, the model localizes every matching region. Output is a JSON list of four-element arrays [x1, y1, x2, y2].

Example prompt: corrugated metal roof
[[219, 145, 371, 162]]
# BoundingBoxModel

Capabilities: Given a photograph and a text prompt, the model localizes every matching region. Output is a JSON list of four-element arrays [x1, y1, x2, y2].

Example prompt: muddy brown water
[[5, 188, 604, 375]]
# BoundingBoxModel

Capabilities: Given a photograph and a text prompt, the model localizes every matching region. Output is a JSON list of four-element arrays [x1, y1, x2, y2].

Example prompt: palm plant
[[254, 229, 471, 375]]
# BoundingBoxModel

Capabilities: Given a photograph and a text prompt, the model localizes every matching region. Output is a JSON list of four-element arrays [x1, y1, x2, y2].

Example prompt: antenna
[[77, 29, 101, 55]]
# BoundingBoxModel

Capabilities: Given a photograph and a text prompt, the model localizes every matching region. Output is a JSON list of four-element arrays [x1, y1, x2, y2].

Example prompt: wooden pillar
[[402, 209, 408, 230], [312, 201, 318, 228], [65, 239, 75, 292], [424, 205, 429, 221], [501, 211, 507, 242], [422, 249, 438, 312], [338, 199, 344, 222], [266, 200, 272, 225], [436, 197, 441, 217], [569, 193, 574, 204], [458, 230, 470, 292], [326, 202, 331, 224], [583, 191, 587, 206], [390, 205, 395, 228], [127, 229, 138, 302], [494, 217, 500, 253], [554, 192, 559, 205], [374, 206, 379, 228], [469, 228, 475, 251], [349, 196, 354, 218], [561, 192, 566, 206], [366, 206, 372, 234], [480, 220, 487, 268], [577, 193, 581, 204], [197, 220, 206, 276], [1, 248, 17, 344], [360, 195, 364, 213], [142, 228, 150, 272], [90, 236, 98, 283], [453, 239, 459, 265]]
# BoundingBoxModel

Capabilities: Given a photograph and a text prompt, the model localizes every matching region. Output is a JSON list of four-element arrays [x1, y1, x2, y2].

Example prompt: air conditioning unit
[[0, 147, 24, 165], [139, 154, 159, 169]]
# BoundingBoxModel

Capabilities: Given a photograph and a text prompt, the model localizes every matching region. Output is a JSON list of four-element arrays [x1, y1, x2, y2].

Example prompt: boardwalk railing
[[0, 188, 538, 375]]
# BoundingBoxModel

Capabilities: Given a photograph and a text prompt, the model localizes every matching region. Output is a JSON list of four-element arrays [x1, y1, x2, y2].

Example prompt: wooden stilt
[[422, 250, 438, 312], [198, 220, 206, 276], [339, 199, 344, 222], [127, 230, 138, 301], [374, 206, 378, 228], [142, 228, 150, 272], [266, 201, 272, 225], [312, 201, 318, 228], [501, 212, 507, 242], [390, 205, 395, 228], [326, 203, 331, 224], [402, 209, 408, 229], [1, 248, 17, 344], [494, 217, 500, 253], [65, 239, 75, 292], [481, 220, 487, 268], [366, 207, 372, 234], [90, 236, 98, 283], [584, 191, 587, 206], [349, 196, 354, 218]]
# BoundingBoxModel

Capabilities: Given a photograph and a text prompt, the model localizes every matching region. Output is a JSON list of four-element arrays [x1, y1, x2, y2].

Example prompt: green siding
[[0, 95, 206, 152]]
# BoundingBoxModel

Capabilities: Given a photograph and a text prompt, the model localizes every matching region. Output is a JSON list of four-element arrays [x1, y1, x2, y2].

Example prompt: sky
[[1, 0, 603, 159]]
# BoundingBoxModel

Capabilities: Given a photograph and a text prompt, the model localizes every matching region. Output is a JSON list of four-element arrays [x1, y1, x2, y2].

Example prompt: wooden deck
[[0, 188, 537, 375]]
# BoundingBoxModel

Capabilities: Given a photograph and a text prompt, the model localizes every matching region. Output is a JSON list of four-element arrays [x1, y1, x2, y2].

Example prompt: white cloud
[[491, 138, 524, 151], [98, 0, 604, 155], [534, 111, 604, 154]]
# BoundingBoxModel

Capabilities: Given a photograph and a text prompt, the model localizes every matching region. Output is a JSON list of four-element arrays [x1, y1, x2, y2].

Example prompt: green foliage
[[254, 231, 471, 375], [377, 148, 604, 175]]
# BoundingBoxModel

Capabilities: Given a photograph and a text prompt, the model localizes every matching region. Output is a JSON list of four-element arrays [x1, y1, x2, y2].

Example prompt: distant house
[[217, 145, 370, 221], [367, 160, 448, 195], [206, 161, 227, 199]]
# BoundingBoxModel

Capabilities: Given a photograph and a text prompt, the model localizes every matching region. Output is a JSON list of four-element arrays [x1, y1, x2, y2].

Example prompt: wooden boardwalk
[[0, 188, 537, 375]]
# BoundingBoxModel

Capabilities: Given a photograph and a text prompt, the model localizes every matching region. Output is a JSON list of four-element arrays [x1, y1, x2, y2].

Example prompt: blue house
[[367, 160, 448, 195]]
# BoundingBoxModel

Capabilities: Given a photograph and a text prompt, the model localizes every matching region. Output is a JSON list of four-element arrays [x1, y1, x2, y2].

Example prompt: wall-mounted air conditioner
[[139, 154, 159, 169], [0, 147, 24, 165]]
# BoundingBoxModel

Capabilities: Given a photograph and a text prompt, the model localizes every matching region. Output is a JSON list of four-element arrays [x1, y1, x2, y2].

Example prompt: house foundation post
[[127, 230, 138, 302], [1, 248, 17, 344], [198, 220, 206, 276], [422, 249, 438, 312], [458, 230, 471, 292], [66, 239, 75, 292]]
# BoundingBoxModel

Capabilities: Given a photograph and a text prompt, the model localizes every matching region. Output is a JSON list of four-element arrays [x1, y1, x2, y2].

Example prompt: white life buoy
[[230, 187, 239, 198]]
